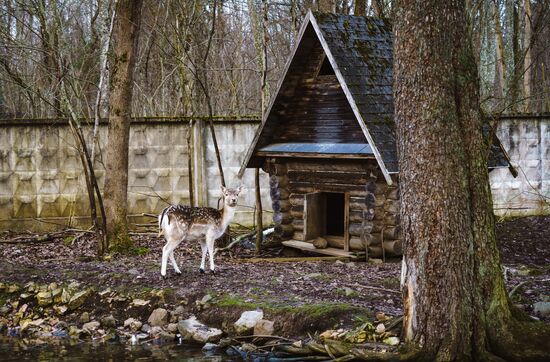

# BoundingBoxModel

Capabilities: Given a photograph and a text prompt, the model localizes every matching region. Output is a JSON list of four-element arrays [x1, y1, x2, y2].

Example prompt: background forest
[[0, 0, 549, 121]]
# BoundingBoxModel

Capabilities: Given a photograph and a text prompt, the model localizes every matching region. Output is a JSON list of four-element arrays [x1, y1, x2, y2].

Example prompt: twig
[[345, 284, 401, 295], [509, 281, 528, 298], [141, 213, 158, 218]]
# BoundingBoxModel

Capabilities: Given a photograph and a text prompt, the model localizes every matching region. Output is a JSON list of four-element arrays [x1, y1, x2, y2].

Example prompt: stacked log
[[381, 183, 402, 257], [289, 193, 304, 240], [269, 163, 293, 240]]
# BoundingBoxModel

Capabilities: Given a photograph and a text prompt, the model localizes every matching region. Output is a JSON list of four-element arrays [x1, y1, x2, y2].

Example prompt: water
[[0, 336, 236, 361]]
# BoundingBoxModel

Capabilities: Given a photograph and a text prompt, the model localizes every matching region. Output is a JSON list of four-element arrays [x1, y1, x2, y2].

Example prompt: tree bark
[[492, 0, 506, 109], [523, 0, 532, 112], [354, 0, 367, 16], [394, 1, 550, 360], [103, 0, 143, 252]]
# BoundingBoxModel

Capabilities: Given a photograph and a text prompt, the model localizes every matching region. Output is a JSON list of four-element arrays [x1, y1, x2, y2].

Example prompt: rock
[[53, 305, 68, 315], [128, 268, 139, 275], [254, 319, 274, 336], [36, 291, 53, 306], [7, 284, 20, 293], [48, 282, 59, 291], [533, 302, 550, 317], [55, 321, 68, 330], [305, 273, 323, 279], [173, 305, 185, 315], [149, 326, 163, 337], [19, 293, 32, 301], [124, 318, 143, 332], [375, 323, 386, 334], [82, 321, 100, 333], [202, 343, 219, 355], [167, 323, 178, 333], [157, 332, 176, 342], [234, 310, 264, 335], [61, 289, 71, 304], [313, 237, 328, 249], [51, 288, 63, 303], [68, 325, 82, 337], [0, 305, 10, 315], [68, 289, 92, 311], [335, 260, 345, 265], [383, 336, 400, 346], [101, 315, 116, 328], [132, 298, 149, 307], [141, 324, 151, 333], [148, 308, 169, 326], [98, 288, 112, 297], [178, 316, 223, 343], [80, 312, 90, 323], [369, 258, 383, 264]]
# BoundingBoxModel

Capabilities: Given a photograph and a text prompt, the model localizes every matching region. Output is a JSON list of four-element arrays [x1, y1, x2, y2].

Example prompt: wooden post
[[255, 168, 263, 254]]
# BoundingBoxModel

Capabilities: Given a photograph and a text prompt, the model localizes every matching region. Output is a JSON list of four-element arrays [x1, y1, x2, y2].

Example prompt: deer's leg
[[169, 249, 182, 275], [199, 240, 207, 274], [161, 242, 171, 277], [206, 235, 216, 273]]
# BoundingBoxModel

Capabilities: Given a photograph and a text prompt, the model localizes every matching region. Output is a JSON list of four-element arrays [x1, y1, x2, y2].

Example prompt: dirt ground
[[1, 215, 549, 327]]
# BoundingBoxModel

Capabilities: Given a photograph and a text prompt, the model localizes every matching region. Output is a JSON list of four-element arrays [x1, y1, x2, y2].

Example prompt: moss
[[129, 246, 150, 256]]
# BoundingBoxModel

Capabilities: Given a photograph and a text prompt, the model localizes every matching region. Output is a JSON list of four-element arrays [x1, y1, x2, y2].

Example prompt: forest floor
[[0, 215, 549, 340]]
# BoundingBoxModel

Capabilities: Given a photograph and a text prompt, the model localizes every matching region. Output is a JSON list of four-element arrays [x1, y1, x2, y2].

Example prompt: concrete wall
[[0, 118, 272, 231], [0, 114, 548, 231], [490, 114, 550, 217]]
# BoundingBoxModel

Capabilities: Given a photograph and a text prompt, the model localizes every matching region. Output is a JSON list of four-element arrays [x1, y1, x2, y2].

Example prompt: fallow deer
[[158, 186, 243, 277]]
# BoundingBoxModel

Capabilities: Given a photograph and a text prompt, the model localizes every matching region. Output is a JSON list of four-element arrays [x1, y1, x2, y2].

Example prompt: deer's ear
[[237, 186, 245, 194], [221, 185, 227, 194]]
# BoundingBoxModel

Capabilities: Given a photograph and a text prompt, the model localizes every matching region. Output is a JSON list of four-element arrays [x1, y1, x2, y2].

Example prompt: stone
[[383, 336, 400, 346], [202, 343, 219, 353], [533, 302, 550, 316], [124, 318, 143, 332], [173, 305, 185, 315], [82, 321, 100, 332], [48, 282, 59, 291], [375, 323, 386, 334], [36, 291, 53, 306], [7, 284, 20, 293], [80, 312, 90, 323], [149, 326, 163, 337], [68, 289, 92, 311], [344, 287, 355, 297], [53, 305, 68, 315], [234, 310, 264, 335], [51, 288, 63, 303], [61, 289, 71, 304], [0, 306, 11, 315], [157, 332, 176, 342], [98, 288, 112, 297], [128, 268, 139, 275], [148, 308, 168, 326], [68, 325, 82, 337], [141, 324, 151, 333], [101, 315, 116, 328], [132, 298, 149, 307], [167, 323, 178, 333], [253, 319, 274, 336], [178, 316, 223, 344]]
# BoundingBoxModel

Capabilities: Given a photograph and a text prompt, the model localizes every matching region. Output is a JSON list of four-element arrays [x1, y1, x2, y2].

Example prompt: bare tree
[[103, 0, 143, 251]]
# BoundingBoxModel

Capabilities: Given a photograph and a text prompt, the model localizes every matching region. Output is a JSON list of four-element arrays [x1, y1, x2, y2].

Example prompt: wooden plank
[[344, 192, 350, 252], [282, 240, 359, 258], [304, 192, 325, 240], [256, 151, 375, 160], [233, 256, 351, 263]]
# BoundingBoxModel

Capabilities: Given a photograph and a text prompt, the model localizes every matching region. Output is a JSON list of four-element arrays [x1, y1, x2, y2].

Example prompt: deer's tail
[[158, 206, 171, 237]]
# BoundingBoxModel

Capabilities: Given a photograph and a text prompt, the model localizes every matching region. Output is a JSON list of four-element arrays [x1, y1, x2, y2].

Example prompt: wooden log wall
[[267, 160, 293, 240]]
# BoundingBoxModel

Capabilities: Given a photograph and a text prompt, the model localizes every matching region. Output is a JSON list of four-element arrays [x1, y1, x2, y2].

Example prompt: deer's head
[[221, 186, 243, 208]]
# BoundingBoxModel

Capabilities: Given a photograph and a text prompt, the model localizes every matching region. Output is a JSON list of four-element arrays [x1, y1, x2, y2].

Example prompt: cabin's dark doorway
[[304, 192, 348, 247], [325, 193, 345, 236]]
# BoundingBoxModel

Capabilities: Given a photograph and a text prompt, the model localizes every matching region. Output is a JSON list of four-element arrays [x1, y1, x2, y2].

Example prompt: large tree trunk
[[103, 0, 143, 252], [394, 1, 549, 361]]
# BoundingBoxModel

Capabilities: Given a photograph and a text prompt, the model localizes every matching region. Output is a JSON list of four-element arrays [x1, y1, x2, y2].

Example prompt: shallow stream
[[0, 336, 235, 361]]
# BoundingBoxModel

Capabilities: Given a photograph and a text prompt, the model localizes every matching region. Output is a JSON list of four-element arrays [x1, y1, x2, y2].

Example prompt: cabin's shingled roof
[[239, 11, 513, 182], [313, 13, 397, 172]]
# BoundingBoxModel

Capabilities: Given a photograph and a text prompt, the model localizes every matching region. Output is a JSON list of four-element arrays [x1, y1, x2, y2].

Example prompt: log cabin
[[239, 12, 514, 259]]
